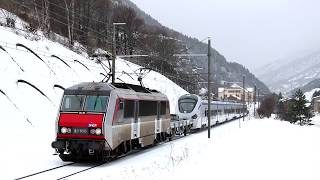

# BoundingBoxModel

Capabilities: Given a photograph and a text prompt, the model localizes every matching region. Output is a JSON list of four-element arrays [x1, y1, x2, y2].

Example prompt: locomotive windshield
[[84, 96, 108, 112], [61, 95, 108, 112], [179, 98, 197, 113], [61, 95, 85, 112]]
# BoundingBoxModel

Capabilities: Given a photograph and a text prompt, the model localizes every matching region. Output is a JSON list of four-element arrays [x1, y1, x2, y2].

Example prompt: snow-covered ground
[[6, 116, 320, 180], [73, 117, 320, 180]]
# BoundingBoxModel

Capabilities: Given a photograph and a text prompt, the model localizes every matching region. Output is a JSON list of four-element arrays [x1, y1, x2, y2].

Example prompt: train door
[[156, 101, 161, 133], [132, 100, 140, 139]]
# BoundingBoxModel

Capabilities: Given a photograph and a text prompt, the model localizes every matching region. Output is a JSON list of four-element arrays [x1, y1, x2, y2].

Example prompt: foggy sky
[[131, 0, 320, 71]]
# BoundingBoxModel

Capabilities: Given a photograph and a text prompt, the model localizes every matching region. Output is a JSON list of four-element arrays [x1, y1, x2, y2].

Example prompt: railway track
[[14, 145, 159, 180], [15, 162, 75, 180], [14, 162, 108, 180]]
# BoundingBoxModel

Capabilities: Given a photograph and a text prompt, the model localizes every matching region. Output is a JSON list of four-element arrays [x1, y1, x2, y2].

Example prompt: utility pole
[[242, 75, 245, 122], [207, 38, 211, 139], [254, 85, 256, 117], [258, 89, 260, 109], [112, 22, 126, 84]]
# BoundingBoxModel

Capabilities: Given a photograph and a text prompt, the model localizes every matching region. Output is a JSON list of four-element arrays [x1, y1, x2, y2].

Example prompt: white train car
[[176, 94, 247, 130]]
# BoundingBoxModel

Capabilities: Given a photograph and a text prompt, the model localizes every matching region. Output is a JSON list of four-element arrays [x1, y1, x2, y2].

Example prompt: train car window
[[124, 100, 134, 118], [212, 110, 217, 116], [139, 100, 157, 116], [160, 101, 166, 115], [84, 96, 108, 112], [179, 98, 197, 113], [61, 95, 85, 111]]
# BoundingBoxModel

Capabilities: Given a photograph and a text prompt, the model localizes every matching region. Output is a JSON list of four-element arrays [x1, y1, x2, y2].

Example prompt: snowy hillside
[[0, 13, 188, 179], [254, 51, 320, 94]]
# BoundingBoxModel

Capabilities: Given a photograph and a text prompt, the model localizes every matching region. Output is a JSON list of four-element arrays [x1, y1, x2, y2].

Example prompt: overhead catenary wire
[[0, 29, 198, 86]]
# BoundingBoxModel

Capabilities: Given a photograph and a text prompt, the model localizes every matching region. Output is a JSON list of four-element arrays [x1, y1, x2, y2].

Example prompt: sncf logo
[[88, 123, 97, 127]]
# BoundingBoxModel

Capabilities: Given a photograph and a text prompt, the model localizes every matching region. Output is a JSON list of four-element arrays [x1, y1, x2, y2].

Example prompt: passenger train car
[[176, 94, 247, 130], [52, 82, 171, 161]]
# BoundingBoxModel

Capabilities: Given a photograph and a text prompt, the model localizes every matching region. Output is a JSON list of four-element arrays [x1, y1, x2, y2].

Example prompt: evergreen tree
[[288, 89, 311, 125]]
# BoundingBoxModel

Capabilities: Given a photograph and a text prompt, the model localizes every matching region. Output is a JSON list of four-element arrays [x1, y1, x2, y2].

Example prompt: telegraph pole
[[242, 75, 245, 122], [254, 85, 256, 117], [258, 89, 260, 109], [207, 38, 211, 139], [112, 22, 126, 84]]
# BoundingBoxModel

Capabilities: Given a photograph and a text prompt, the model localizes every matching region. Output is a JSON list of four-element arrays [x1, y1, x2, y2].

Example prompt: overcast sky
[[130, 0, 320, 71]]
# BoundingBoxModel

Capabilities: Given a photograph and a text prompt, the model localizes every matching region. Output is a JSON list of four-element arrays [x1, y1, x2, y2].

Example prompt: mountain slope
[[116, 0, 270, 94], [255, 51, 320, 94]]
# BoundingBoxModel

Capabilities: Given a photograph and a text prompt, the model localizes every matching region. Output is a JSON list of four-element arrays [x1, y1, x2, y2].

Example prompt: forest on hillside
[[0, 0, 270, 95]]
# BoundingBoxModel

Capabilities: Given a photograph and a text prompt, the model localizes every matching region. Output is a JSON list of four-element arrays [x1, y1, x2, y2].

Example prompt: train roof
[[179, 94, 244, 106], [64, 82, 161, 96]]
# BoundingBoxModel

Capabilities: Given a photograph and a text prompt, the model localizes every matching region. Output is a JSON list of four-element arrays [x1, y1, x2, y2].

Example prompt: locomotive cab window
[[179, 98, 197, 113], [84, 96, 108, 112], [61, 95, 85, 111]]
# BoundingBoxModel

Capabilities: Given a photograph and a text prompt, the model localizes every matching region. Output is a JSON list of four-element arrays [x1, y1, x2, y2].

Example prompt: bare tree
[[42, 0, 50, 34]]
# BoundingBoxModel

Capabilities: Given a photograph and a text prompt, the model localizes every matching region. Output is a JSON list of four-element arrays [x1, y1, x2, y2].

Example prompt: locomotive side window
[[84, 96, 108, 112], [160, 101, 166, 115], [124, 100, 134, 118], [61, 95, 85, 111], [139, 100, 157, 116]]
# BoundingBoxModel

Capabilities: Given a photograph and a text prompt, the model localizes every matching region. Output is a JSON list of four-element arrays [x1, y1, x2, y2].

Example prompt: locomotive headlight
[[95, 128, 102, 135], [192, 114, 198, 119], [61, 127, 68, 134]]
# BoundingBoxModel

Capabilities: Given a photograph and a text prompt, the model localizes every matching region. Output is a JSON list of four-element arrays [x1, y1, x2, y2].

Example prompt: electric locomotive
[[52, 82, 171, 161]]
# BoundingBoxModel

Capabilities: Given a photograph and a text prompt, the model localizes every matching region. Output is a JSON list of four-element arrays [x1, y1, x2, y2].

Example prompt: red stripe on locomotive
[[59, 113, 104, 128]]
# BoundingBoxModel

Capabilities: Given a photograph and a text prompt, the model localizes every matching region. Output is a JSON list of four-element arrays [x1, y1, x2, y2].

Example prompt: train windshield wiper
[[93, 96, 99, 111]]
